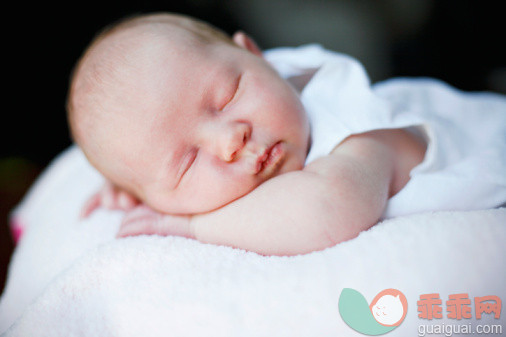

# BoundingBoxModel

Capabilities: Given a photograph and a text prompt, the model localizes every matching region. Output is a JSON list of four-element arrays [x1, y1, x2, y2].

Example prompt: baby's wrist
[[188, 215, 200, 241]]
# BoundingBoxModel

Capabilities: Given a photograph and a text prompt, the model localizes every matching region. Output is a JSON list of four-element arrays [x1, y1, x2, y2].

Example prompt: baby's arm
[[189, 131, 395, 255], [120, 130, 401, 255]]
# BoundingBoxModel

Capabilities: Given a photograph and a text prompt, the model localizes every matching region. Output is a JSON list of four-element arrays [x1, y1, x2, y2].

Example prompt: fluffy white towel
[[0, 146, 505, 336]]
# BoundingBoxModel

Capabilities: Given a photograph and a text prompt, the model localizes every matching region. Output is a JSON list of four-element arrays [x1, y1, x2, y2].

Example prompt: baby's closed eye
[[218, 73, 242, 111], [176, 148, 198, 187]]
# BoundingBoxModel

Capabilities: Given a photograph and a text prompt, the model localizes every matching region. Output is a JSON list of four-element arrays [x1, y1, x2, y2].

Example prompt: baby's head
[[67, 13, 309, 214]]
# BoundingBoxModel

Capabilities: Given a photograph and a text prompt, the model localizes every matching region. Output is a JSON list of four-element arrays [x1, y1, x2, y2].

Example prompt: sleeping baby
[[67, 12, 506, 256]]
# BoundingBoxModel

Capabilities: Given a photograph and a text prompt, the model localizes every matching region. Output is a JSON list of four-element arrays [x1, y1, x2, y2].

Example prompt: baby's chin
[[148, 185, 253, 215], [153, 179, 267, 215], [150, 153, 306, 215]]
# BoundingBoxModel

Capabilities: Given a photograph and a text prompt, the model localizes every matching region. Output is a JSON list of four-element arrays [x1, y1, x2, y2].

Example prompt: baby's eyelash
[[176, 149, 198, 187], [220, 74, 242, 111]]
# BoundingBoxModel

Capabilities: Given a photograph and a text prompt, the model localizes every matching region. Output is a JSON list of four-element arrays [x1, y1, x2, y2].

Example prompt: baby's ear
[[232, 31, 263, 57]]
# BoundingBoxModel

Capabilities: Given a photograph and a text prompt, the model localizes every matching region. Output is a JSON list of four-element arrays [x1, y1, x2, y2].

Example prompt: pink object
[[9, 216, 25, 244]]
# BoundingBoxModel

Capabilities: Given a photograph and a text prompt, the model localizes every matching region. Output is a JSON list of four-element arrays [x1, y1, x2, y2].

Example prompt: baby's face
[[92, 35, 309, 214]]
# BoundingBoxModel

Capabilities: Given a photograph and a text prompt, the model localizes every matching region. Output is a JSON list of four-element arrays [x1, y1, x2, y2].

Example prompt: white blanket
[[1, 146, 505, 336]]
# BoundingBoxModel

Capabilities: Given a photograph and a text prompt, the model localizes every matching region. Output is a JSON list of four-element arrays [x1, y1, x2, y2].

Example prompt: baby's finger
[[101, 184, 116, 209], [121, 205, 159, 225], [118, 206, 193, 239], [118, 205, 162, 237], [80, 192, 102, 218], [117, 215, 179, 238], [117, 191, 140, 210], [117, 217, 155, 238]]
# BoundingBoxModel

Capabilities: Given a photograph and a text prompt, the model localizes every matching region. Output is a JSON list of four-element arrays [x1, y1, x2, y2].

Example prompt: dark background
[[1, 0, 504, 293]]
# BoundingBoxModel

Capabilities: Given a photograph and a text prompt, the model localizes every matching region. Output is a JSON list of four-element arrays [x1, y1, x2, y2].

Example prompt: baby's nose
[[218, 122, 251, 162]]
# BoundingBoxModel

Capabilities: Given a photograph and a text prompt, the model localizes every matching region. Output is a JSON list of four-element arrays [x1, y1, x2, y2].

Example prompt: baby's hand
[[80, 181, 140, 218], [117, 205, 194, 239]]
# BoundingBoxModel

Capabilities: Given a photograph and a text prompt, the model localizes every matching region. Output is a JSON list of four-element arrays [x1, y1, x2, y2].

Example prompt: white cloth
[[265, 44, 506, 218], [2, 46, 506, 336], [1, 147, 505, 336]]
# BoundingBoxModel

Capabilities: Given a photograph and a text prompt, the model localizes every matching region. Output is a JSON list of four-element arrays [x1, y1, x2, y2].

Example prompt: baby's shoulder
[[327, 128, 426, 196]]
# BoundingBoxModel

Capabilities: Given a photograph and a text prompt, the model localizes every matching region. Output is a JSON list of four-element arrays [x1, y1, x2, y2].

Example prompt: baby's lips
[[254, 152, 269, 174], [253, 141, 284, 175]]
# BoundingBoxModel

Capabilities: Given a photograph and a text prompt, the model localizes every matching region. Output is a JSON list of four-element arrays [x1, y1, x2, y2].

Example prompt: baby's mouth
[[254, 141, 285, 175]]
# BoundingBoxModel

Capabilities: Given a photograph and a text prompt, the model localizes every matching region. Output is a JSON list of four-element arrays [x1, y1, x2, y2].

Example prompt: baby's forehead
[[72, 18, 237, 128], [97, 17, 221, 57], [77, 27, 182, 92]]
